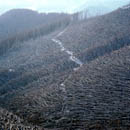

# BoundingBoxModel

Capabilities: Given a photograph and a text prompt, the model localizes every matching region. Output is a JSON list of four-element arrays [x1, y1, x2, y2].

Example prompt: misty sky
[[0, 0, 130, 14]]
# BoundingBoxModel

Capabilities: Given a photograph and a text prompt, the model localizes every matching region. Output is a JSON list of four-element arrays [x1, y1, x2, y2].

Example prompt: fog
[[0, 0, 130, 14]]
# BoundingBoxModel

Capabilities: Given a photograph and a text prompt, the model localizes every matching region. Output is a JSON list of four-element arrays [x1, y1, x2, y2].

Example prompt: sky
[[0, 0, 130, 14], [0, 0, 87, 14]]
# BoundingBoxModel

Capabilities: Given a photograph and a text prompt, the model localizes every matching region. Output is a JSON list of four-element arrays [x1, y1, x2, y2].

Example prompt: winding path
[[52, 28, 84, 114], [52, 29, 83, 70]]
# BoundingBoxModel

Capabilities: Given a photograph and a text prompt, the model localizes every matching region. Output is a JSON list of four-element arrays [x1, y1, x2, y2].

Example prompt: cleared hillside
[[0, 107, 43, 129], [57, 45, 130, 129], [59, 7, 130, 63], [0, 5, 130, 130], [3, 42, 130, 130]]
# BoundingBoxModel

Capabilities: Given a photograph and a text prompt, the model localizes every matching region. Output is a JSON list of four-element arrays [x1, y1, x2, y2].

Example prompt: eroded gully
[[52, 28, 83, 71]]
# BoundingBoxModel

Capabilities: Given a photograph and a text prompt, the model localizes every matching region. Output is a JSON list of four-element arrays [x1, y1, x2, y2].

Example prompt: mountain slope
[[49, 45, 130, 129], [4, 39, 130, 129], [0, 9, 70, 40], [0, 4, 130, 130], [0, 12, 70, 56], [59, 7, 130, 63], [0, 107, 43, 129]]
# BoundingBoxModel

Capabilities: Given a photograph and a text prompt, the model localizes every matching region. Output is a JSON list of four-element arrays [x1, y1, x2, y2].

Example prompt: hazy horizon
[[0, 0, 130, 15]]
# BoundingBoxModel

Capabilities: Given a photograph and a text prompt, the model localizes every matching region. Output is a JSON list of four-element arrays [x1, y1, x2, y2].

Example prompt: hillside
[[0, 107, 43, 129], [0, 10, 71, 56], [59, 7, 130, 63], [3, 45, 130, 130], [57, 45, 130, 129], [0, 9, 70, 40], [0, 4, 130, 130]]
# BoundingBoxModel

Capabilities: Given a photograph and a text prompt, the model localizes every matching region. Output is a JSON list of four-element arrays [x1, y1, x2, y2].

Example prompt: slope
[[59, 7, 130, 63], [0, 4, 130, 130], [0, 107, 43, 129], [0, 9, 70, 40]]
